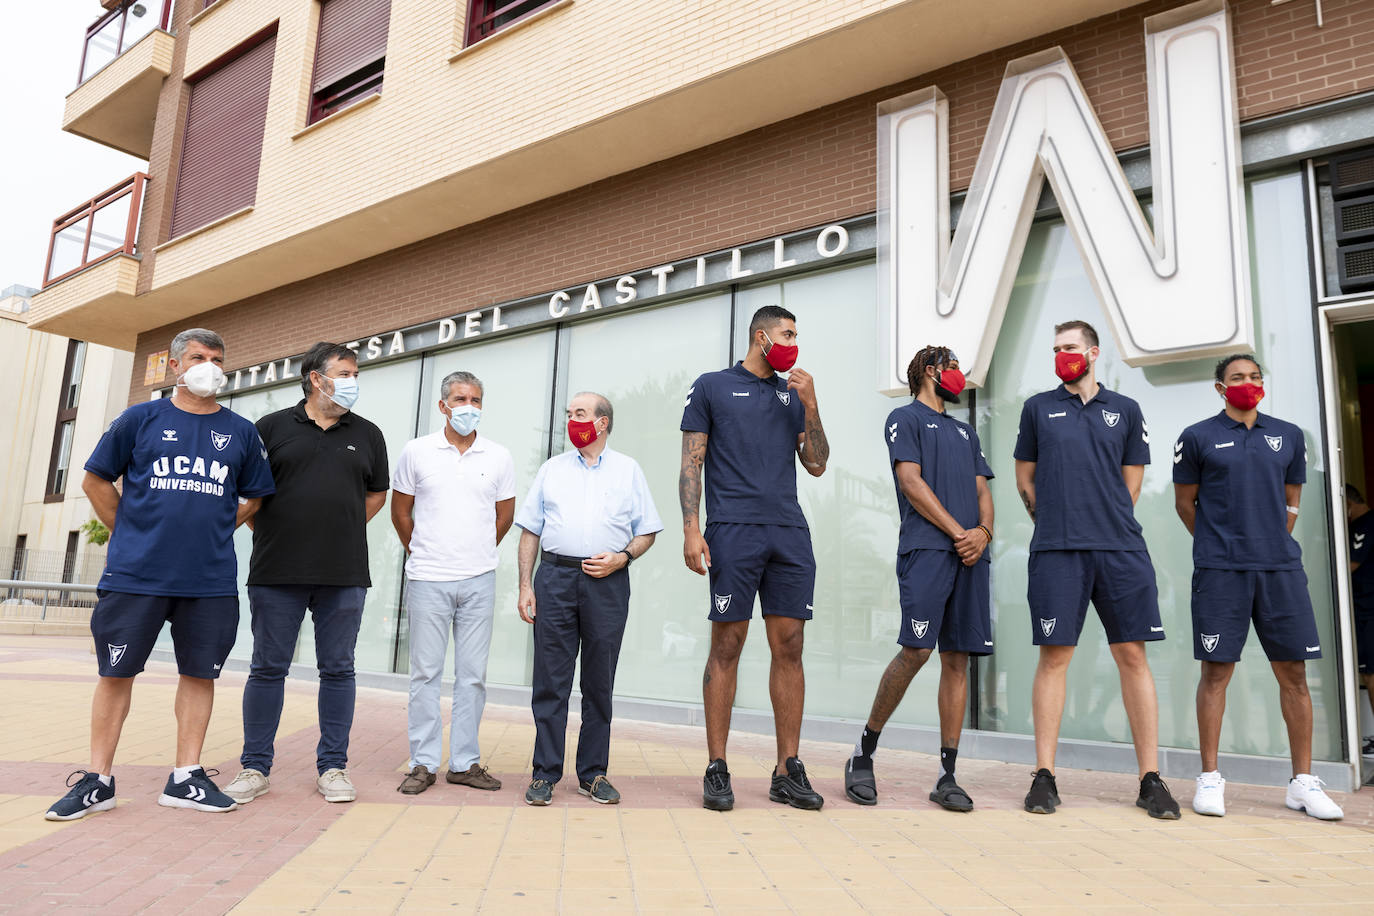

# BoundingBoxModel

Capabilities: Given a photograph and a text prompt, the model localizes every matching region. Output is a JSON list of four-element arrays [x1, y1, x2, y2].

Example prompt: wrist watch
[[620, 550, 634, 567]]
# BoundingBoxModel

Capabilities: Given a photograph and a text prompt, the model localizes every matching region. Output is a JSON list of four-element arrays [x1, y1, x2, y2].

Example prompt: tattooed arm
[[1014, 460, 1037, 521], [787, 367, 828, 476], [680, 431, 712, 574]]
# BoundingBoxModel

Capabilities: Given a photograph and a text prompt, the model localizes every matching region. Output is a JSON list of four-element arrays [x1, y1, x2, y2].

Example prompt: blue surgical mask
[[325, 374, 359, 410], [448, 405, 481, 436]]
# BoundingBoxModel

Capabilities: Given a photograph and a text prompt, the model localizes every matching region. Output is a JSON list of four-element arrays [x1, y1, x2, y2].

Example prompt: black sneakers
[[1137, 771, 1181, 819], [770, 757, 824, 810], [703, 758, 734, 811], [844, 755, 877, 806], [1024, 768, 1060, 814], [578, 775, 620, 805], [45, 771, 116, 821], [157, 768, 237, 812]]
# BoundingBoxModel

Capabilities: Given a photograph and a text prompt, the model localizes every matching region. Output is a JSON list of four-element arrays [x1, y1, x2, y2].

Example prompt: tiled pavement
[[1, 634, 1374, 914]]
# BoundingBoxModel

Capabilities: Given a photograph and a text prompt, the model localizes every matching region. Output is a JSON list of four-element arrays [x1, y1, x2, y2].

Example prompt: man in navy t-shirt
[[680, 305, 829, 811], [843, 346, 993, 812], [1345, 485, 1374, 755], [1014, 320, 1178, 820], [1175, 354, 1342, 821], [45, 329, 275, 822]]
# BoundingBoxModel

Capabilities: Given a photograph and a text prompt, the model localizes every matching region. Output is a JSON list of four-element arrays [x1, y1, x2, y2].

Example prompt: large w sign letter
[[877, 0, 1252, 393]]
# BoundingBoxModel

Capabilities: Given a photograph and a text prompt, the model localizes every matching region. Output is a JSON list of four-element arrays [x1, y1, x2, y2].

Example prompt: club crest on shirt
[[1039, 618, 1056, 638], [1265, 435, 1283, 452], [108, 643, 127, 666], [1201, 633, 1220, 653], [911, 620, 929, 639], [210, 430, 232, 452], [957, 427, 969, 440], [713, 594, 732, 614], [1102, 410, 1121, 428], [776, 390, 790, 406]]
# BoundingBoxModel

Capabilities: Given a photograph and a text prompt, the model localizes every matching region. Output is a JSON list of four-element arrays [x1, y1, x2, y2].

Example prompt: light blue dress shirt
[[515, 446, 664, 557]]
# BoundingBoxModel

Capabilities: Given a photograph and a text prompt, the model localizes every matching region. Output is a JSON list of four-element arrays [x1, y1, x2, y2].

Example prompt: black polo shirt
[[247, 400, 389, 587]]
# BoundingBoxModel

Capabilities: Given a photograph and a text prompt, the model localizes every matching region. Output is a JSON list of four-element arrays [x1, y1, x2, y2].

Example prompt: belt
[[542, 550, 589, 569]]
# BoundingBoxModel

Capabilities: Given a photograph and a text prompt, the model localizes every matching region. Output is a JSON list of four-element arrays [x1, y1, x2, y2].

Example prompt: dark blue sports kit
[[84, 399, 275, 678], [885, 399, 994, 654], [1174, 411, 1318, 662], [1350, 512, 1374, 673], [1014, 385, 1162, 646], [681, 362, 814, 621]]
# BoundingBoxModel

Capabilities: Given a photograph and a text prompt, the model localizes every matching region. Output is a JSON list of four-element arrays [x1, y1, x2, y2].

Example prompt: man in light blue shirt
[[515, 391, 662, 806]]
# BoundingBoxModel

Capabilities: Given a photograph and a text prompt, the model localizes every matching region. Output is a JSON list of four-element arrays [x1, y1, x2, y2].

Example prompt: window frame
[[45, 341, 87, 502], [463, 0, 559, 47]]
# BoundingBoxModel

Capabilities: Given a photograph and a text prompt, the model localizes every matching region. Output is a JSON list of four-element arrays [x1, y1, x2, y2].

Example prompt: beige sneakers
[[222, 769, 270, 804], [317, 768, 356, 803]]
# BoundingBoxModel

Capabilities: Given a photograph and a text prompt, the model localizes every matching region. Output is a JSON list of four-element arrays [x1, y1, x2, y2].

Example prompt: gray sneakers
[[222, 769, 270, 804], [317, 768, 356, 803]]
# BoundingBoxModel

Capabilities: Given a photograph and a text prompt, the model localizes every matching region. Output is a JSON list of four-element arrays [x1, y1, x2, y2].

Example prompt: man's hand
[[684, 528, 711, 575], [582, 552, 626, 578], [517, 584, 536, 624], [786, 367, 818, 409], [953, 527, 989, 566]]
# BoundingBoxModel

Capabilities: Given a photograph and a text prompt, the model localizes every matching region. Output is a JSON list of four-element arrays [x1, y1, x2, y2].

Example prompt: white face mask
[[179, 361, 224, 398], [448, 405, 481, 436], [323, 374, 359, 410]]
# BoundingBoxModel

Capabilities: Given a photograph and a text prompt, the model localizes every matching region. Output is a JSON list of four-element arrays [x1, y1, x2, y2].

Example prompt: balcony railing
[[43, 173, 148, 288], [79, 0, 173, 86]]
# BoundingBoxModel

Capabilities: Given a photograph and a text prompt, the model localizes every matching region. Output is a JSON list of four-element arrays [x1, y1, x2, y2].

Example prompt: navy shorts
[[1358, 609, 1374, 674], [1191, 568, 1320, 663], [90, 590, 240, 679], [896, 550, 992, 655], [705, 522, 815, 621], [1028, 550, 1163, 646]]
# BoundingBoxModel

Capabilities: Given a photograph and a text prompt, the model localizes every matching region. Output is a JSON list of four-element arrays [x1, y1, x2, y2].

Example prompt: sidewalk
[[1, 633, 1373, 914]]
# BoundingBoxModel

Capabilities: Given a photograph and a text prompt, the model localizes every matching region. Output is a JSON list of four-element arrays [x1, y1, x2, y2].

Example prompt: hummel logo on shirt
[[888, 423, 898, 443], [926, 423, 939, 429], [984, 641, 994, 647], [1150, 626, 1164, 633], [1356, 533, 1367, 548], [1306, 645, 1321, 653], [1174, 441, 1184, 464], [1048, 412, 1067, 419], [732, 391, 750, 397], [347, 445, 357, 451], [1214, 441, 1234, 449], [162, 429, 178, 441], [957, 428, 969, 440]]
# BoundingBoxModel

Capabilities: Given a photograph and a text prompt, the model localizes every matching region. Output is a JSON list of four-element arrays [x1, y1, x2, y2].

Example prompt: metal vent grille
[[1338, 241, 1374, 293], [1331, 150, 1374, 198], [1335, 194, 1374, 243]]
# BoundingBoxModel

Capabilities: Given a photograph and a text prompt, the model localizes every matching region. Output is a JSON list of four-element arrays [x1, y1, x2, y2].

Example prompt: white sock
[[173, 765, 201, 783], [97, 774, 112, 786]]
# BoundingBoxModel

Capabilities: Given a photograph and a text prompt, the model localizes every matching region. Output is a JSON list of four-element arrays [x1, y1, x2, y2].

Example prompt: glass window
[[464, 0, 559, 46], [52, 421, 76, 496], [66, 342, 87, 410]]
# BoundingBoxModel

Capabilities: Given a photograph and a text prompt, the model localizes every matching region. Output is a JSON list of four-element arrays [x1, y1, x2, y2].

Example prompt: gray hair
[[170, 328, 225, 361], [575, 390, 613, 434], [440, 370, 483, 399]]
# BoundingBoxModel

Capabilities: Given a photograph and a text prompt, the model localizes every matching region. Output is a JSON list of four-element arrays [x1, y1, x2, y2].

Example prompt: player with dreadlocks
[[843, 345, 994, 811]]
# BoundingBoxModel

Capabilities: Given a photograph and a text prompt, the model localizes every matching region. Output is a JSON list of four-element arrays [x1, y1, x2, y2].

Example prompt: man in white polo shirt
[[390, 370, 516, 795]]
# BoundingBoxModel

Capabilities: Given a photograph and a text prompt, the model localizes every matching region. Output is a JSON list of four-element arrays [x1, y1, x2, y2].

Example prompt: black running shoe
[[1024, 768, 1060, 815], [157, 768, 237, 812], [770, 757, 824, 810], [703, 758, 734, 811], [844, 756, 877, 806], [1137, 771, 1181, 820], [45, 771, 115, 821]]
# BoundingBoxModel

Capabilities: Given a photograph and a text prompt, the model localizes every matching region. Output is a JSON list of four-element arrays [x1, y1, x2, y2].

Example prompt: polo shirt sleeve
[[680, 374, 711, 434], [514, 462, 548, 535], [236, 424, 277, 499], [496, 447, 517, 502], [365, 423, 390, 493], [1172, 427, 1201, 485], [84, 404, 142, 482], [1012, 400, 1037, 462], [971, 429, 995, 480], [885, 409, 920, 467], [1353, 521, 1373, 566], [391, 442, 418, 496], [1122, 401, 1150, 466], [628, 461, 664, 536], [1286, 427, 1307, 486]]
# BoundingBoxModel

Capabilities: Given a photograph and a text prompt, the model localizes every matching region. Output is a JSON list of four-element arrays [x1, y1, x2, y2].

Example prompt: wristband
[[621, 550, 634, 567], [977, 525, 992, 541], [1286, 506, 1300, 516]]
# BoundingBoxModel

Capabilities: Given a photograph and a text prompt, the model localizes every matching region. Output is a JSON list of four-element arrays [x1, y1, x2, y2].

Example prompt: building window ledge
[[449, 0, 572, 63], [154, 205, 253, 252], [188, 0, 232, 28], [292, 90, 381, 140]]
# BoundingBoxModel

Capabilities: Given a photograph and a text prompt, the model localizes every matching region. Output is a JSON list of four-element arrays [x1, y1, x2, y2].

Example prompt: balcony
[[62, 0, 175, 158], [28, 174, 148, 349]]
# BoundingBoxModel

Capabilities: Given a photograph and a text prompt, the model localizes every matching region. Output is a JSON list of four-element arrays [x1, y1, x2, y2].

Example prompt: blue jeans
[[241, 585, 366, 775]]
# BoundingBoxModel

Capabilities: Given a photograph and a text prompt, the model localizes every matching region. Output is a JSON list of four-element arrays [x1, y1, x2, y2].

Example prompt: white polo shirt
[[391, 430, 516, 582]]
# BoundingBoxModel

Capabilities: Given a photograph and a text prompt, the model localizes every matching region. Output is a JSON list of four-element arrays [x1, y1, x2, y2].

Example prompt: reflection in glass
[[82, 15, 122, 82], [88, 194, 133, 261], [48, 218, 90, 281]]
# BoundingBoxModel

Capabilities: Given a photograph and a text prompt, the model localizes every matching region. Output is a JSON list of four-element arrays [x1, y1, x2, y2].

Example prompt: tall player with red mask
[[1173, 355, 1343, 820], [1014, 320, 1180, 819], [680, 305, 830, 811]]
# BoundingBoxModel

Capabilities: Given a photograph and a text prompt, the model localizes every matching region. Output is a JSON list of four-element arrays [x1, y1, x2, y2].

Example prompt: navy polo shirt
[[1013, 385, 1150, 552], [1173, 411, 1306, 571], [1350, 511, 1374, 613], [885, 399, 994, 556], [681, 362, 807, 528]]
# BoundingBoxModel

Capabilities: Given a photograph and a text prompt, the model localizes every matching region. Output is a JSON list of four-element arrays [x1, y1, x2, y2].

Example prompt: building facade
[[30, 0, 1374, 787]]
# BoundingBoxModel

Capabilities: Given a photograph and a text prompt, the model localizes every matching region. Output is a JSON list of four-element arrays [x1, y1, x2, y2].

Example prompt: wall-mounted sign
[[877, 0, 1253, 394], [210, 216, 875, 395], [144, 349, 168, 385]]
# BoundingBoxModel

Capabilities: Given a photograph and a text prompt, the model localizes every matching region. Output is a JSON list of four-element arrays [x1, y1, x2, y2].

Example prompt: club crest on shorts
[[776, 390, 790, 406], [1201, 633, 1220, 653], [1102, 410, 1121, 428], [1265, 434, 1283, 452], [108, 643, 127, 667], [713, 594, 732, 615], [1039, 618, 1056, 638], [911, 619, 930, 640], [210, 430, 232, 451]]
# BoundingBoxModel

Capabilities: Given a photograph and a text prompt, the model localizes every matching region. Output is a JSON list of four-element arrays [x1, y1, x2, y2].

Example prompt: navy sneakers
[[156, 767, 239, 812], [45, 771, 116, 821]]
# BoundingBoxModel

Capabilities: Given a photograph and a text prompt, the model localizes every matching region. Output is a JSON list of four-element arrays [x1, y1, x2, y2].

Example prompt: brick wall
[[130, 0, 1374, 401]]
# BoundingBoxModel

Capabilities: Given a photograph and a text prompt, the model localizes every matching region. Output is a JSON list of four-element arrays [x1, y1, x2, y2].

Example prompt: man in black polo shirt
[[223, 342, 390, 805]]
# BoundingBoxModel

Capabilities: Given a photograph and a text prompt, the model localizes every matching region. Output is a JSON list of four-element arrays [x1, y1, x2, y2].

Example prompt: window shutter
[[170, 33, 276, 238], [313, 0, 390, 93]]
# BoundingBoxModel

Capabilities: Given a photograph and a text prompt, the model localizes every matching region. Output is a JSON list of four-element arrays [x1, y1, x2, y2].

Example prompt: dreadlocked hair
[[906, 345, 952, 397]]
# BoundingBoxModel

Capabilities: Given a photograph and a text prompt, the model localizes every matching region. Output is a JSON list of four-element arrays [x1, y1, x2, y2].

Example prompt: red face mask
[[1054, 350, 1090, 383], [567, 418, 599, 448], [762, 331, 798, 372], [938, 368, 966, 397], [1223, 383, 1264, 411]]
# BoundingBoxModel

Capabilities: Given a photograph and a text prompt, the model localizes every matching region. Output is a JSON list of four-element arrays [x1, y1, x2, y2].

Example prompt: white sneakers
[[317, 768, 356, 803], [1193, 771, 1226, 816], [222, 769, 270, 804], [1286, 774, 1344, 820]]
